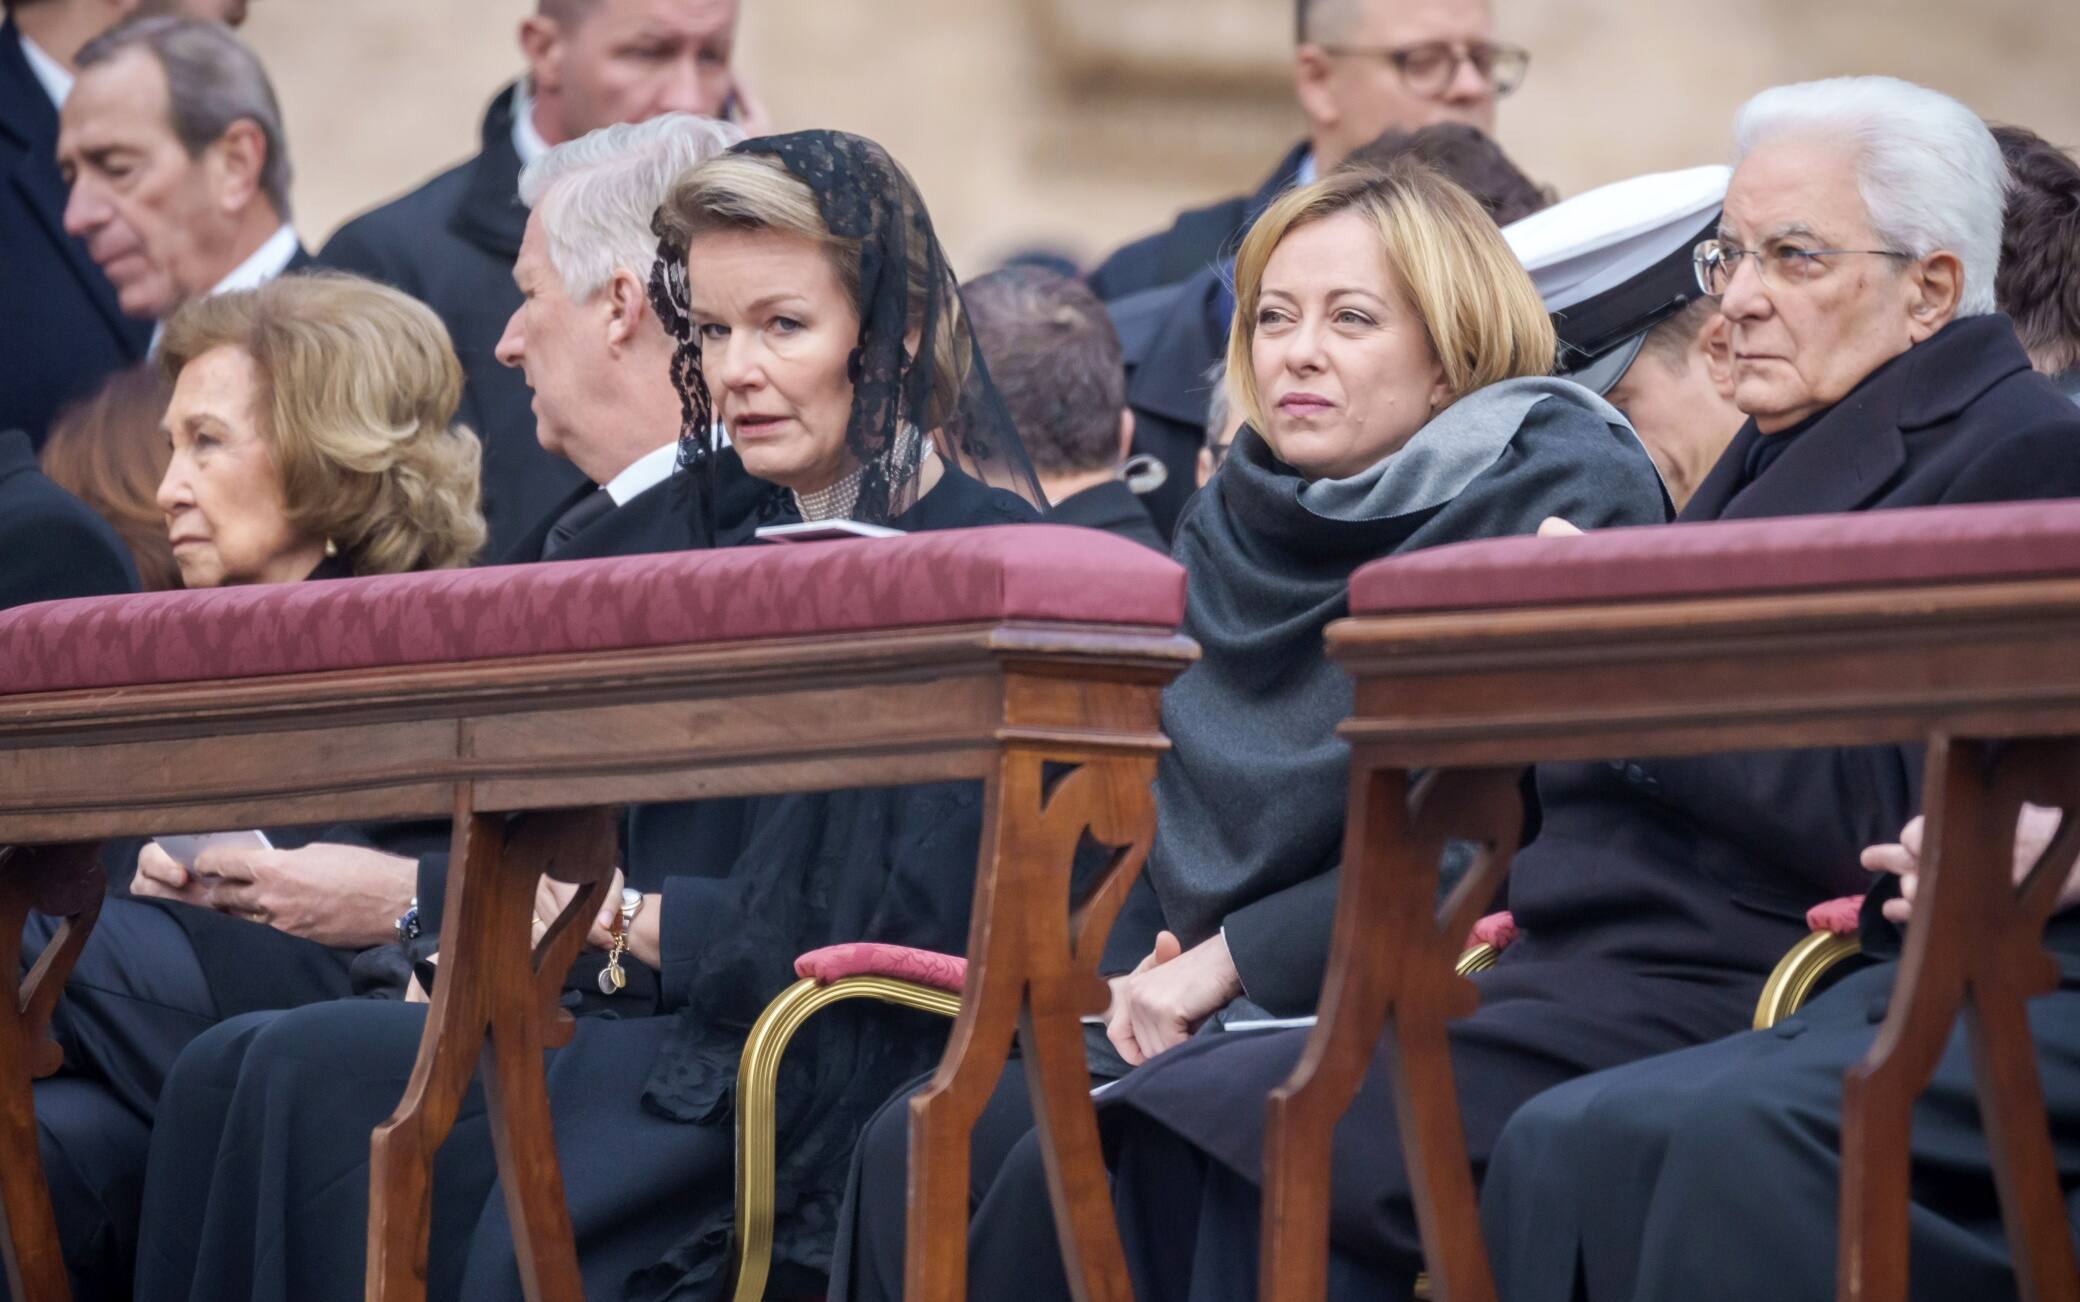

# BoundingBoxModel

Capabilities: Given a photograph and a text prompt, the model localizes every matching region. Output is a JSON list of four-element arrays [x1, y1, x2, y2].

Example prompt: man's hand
[[190, 843, 417, 948], [131, 842, 213, 906], [1862, 804, 2071, 925], [1105, 931, 1243, 1067]]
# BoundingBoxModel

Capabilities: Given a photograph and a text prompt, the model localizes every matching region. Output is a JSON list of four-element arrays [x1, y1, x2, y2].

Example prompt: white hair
[[1734, 77, 2008, 317], [517, 113, 745, 301]]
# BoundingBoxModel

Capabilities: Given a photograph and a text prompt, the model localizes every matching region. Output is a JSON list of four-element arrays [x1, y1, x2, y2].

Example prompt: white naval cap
[[1503, 165, 1731, 395]]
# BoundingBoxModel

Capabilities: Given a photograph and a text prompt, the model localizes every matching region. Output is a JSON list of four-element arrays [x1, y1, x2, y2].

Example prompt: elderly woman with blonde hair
[[20, 271, 483, 1302], [830, 158, 1670, 1301], [153, 271, 485, 586]]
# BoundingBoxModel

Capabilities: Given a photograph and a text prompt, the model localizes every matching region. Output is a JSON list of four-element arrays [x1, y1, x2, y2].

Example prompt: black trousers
[[134, 998, 729, 1302], [1480, 959, 2080, 1302], [15, 902, 212, 1302], [17, 899, 351, 1302]]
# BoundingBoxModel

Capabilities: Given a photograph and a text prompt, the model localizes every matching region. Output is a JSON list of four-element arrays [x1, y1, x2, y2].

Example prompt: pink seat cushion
[[0, 526, 1185, 697], [794, 943, 967, 994], [1806, 895, 1865, 936], [1350, 499, 2080, 615], [1468, 910, 1517, 951]]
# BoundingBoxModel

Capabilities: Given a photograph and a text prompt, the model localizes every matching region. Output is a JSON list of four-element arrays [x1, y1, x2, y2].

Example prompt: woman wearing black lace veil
[[130, 130, 1043, 1302]]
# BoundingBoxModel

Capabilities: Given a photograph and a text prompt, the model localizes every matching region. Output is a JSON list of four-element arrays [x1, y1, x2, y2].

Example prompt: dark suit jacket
[[317, 83, 583, 563], [0, 17, 151, 448], [0, 428, 137, 610], [1085, 142, 1307, 303], [1108, 265, 1230, 539], [1502, 313, 2080, 985], [1045, 478, 1166, 552]]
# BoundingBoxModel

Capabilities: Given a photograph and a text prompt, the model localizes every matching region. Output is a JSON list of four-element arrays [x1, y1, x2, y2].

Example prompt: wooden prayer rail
[[1266, 572, 2080, 1302], [0, 553, 1191, 1302]]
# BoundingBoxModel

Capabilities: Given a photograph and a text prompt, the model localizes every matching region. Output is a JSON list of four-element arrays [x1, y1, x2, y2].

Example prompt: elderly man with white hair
[[931, 77, 2080, 1302], [1474, 77, 2080, 1302]]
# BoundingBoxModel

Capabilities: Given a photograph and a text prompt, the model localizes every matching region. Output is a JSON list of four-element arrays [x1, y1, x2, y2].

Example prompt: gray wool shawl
[[1144, 377, 1669, 1014]]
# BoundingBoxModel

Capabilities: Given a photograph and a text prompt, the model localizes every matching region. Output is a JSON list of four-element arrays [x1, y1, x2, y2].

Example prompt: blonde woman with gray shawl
[[829, 158, 1668, 1301]]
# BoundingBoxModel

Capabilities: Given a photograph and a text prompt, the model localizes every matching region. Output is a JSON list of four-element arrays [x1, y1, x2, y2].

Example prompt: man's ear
[[1293, 44, 1340, 138], [1698, 311, 1735, 397], [604, 267, 647, 351], [518, 16, 565, 97], [1116, 408, 1136, 462], [1903, 250, 1964, 342], [208, 120, 268, 216]]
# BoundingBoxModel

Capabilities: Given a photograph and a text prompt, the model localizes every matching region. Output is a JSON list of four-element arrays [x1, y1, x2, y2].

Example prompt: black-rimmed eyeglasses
[[1318, 41, 1531, 98], [1692, 237, 1915, 297]]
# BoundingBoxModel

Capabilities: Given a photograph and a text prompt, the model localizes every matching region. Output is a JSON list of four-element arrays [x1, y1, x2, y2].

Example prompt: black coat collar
[[449, 83, 529, 262], [0, 427, 38, 483], [1118, 268, 1228, 430], [2, 17, 140, 345], [1045, 479, 1167, 552], [1683, 315, 2030, 522]]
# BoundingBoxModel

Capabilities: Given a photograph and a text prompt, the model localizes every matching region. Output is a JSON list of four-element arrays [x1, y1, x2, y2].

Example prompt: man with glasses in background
[[1086, 0, 1527, 300]]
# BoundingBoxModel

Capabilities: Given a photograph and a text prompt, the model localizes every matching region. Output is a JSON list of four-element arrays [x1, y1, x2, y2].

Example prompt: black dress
[[957, 314, 2080, 1301], [132, 467, 1038, 1302]]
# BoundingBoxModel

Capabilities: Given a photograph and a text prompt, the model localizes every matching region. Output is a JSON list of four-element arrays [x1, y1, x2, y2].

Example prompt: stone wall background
[[246, 0, 2080, 275]]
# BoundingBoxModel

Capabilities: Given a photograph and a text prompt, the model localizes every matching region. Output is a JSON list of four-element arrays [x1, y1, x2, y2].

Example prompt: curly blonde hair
[[158, 273, 486, 573]]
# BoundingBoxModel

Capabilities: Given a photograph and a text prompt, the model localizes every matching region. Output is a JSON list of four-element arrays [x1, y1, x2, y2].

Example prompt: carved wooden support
[[366, 804, 617, 1302], [1260, 764, 1522, 1302], [1839, 736, 2080, 1302], [905, 745, 1159, 1302], [0, 841, 104, 1302]]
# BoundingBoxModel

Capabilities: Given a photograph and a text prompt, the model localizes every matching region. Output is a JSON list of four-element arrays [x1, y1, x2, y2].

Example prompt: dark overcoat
[[317, 84, 586, 561], [1072, 314, 2080, 1298], [0, 428, 137, 610], [0, 17, 151, 447], [1085, 142, 1306, 303], [1107, 265, 1229, 540]]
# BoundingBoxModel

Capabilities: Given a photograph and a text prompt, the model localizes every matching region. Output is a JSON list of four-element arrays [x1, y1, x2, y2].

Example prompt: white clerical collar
[[602, 441, 679, 506], [20, 32, 73, 108], [150, 224, 301, 353], [510, 79, 550, 168]]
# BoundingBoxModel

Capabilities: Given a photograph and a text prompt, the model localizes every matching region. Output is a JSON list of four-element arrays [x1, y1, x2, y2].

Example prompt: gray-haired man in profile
[[57, 16, 309, 332]]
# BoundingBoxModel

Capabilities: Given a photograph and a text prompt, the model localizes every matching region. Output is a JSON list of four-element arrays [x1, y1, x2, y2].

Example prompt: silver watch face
[[621, 888, 643, 910]]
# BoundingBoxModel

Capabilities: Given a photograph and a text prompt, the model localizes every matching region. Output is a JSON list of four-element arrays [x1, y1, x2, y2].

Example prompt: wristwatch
[[395, 897, 421, 944]]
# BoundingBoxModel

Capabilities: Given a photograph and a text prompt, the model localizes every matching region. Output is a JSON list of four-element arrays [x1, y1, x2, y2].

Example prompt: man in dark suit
[[57, 16, 310, 341], [318, 0, 747, 562], [963, 266, 1164, 552], [0, 1, 144, 447], [1086, 0, 1528, 302], [0, 426, 136, 610], [941, 78, 2080, 1302]]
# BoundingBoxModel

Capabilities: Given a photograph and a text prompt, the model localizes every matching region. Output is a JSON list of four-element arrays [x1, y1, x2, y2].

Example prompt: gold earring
[[323, 538, 338, 558]]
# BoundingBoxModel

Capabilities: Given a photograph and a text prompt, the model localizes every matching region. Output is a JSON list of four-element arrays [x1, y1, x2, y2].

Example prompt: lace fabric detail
[[789, 426, 932, 522], [648, 129, 1041, 533]]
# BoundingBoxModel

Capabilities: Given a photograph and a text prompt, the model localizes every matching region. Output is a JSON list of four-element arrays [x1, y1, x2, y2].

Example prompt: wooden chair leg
[[0, 842, 103, 1302], [1263, 765, 1520, 1302], [906, 750, 1154, 1302], [367, 807, 616, 1302], [1839, 737, 2080, 1302]]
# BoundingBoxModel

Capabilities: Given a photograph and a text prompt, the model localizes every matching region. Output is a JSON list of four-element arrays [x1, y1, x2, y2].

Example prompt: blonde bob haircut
[[158, 273, 486, 574], [658, 151, 971, 434], [1226, 160, 1556, 437]]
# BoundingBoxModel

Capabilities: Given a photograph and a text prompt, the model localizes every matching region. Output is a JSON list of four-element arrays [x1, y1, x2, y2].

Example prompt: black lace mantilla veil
[[645, 129, 1043, 540]]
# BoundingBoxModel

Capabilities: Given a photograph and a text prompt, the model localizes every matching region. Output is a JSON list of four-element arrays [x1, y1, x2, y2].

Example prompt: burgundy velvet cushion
[[1806, 895, 1866, 936], [1468, 910, 1517, 952], [1350, 499, 2080, 615], [794, 943, 967, 993], [0, 525, 1185, 697]]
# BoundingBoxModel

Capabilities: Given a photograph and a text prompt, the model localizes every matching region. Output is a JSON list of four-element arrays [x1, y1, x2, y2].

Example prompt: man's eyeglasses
[[1318, 41, 1531, 99], [1692, 237, 1914, 297]]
